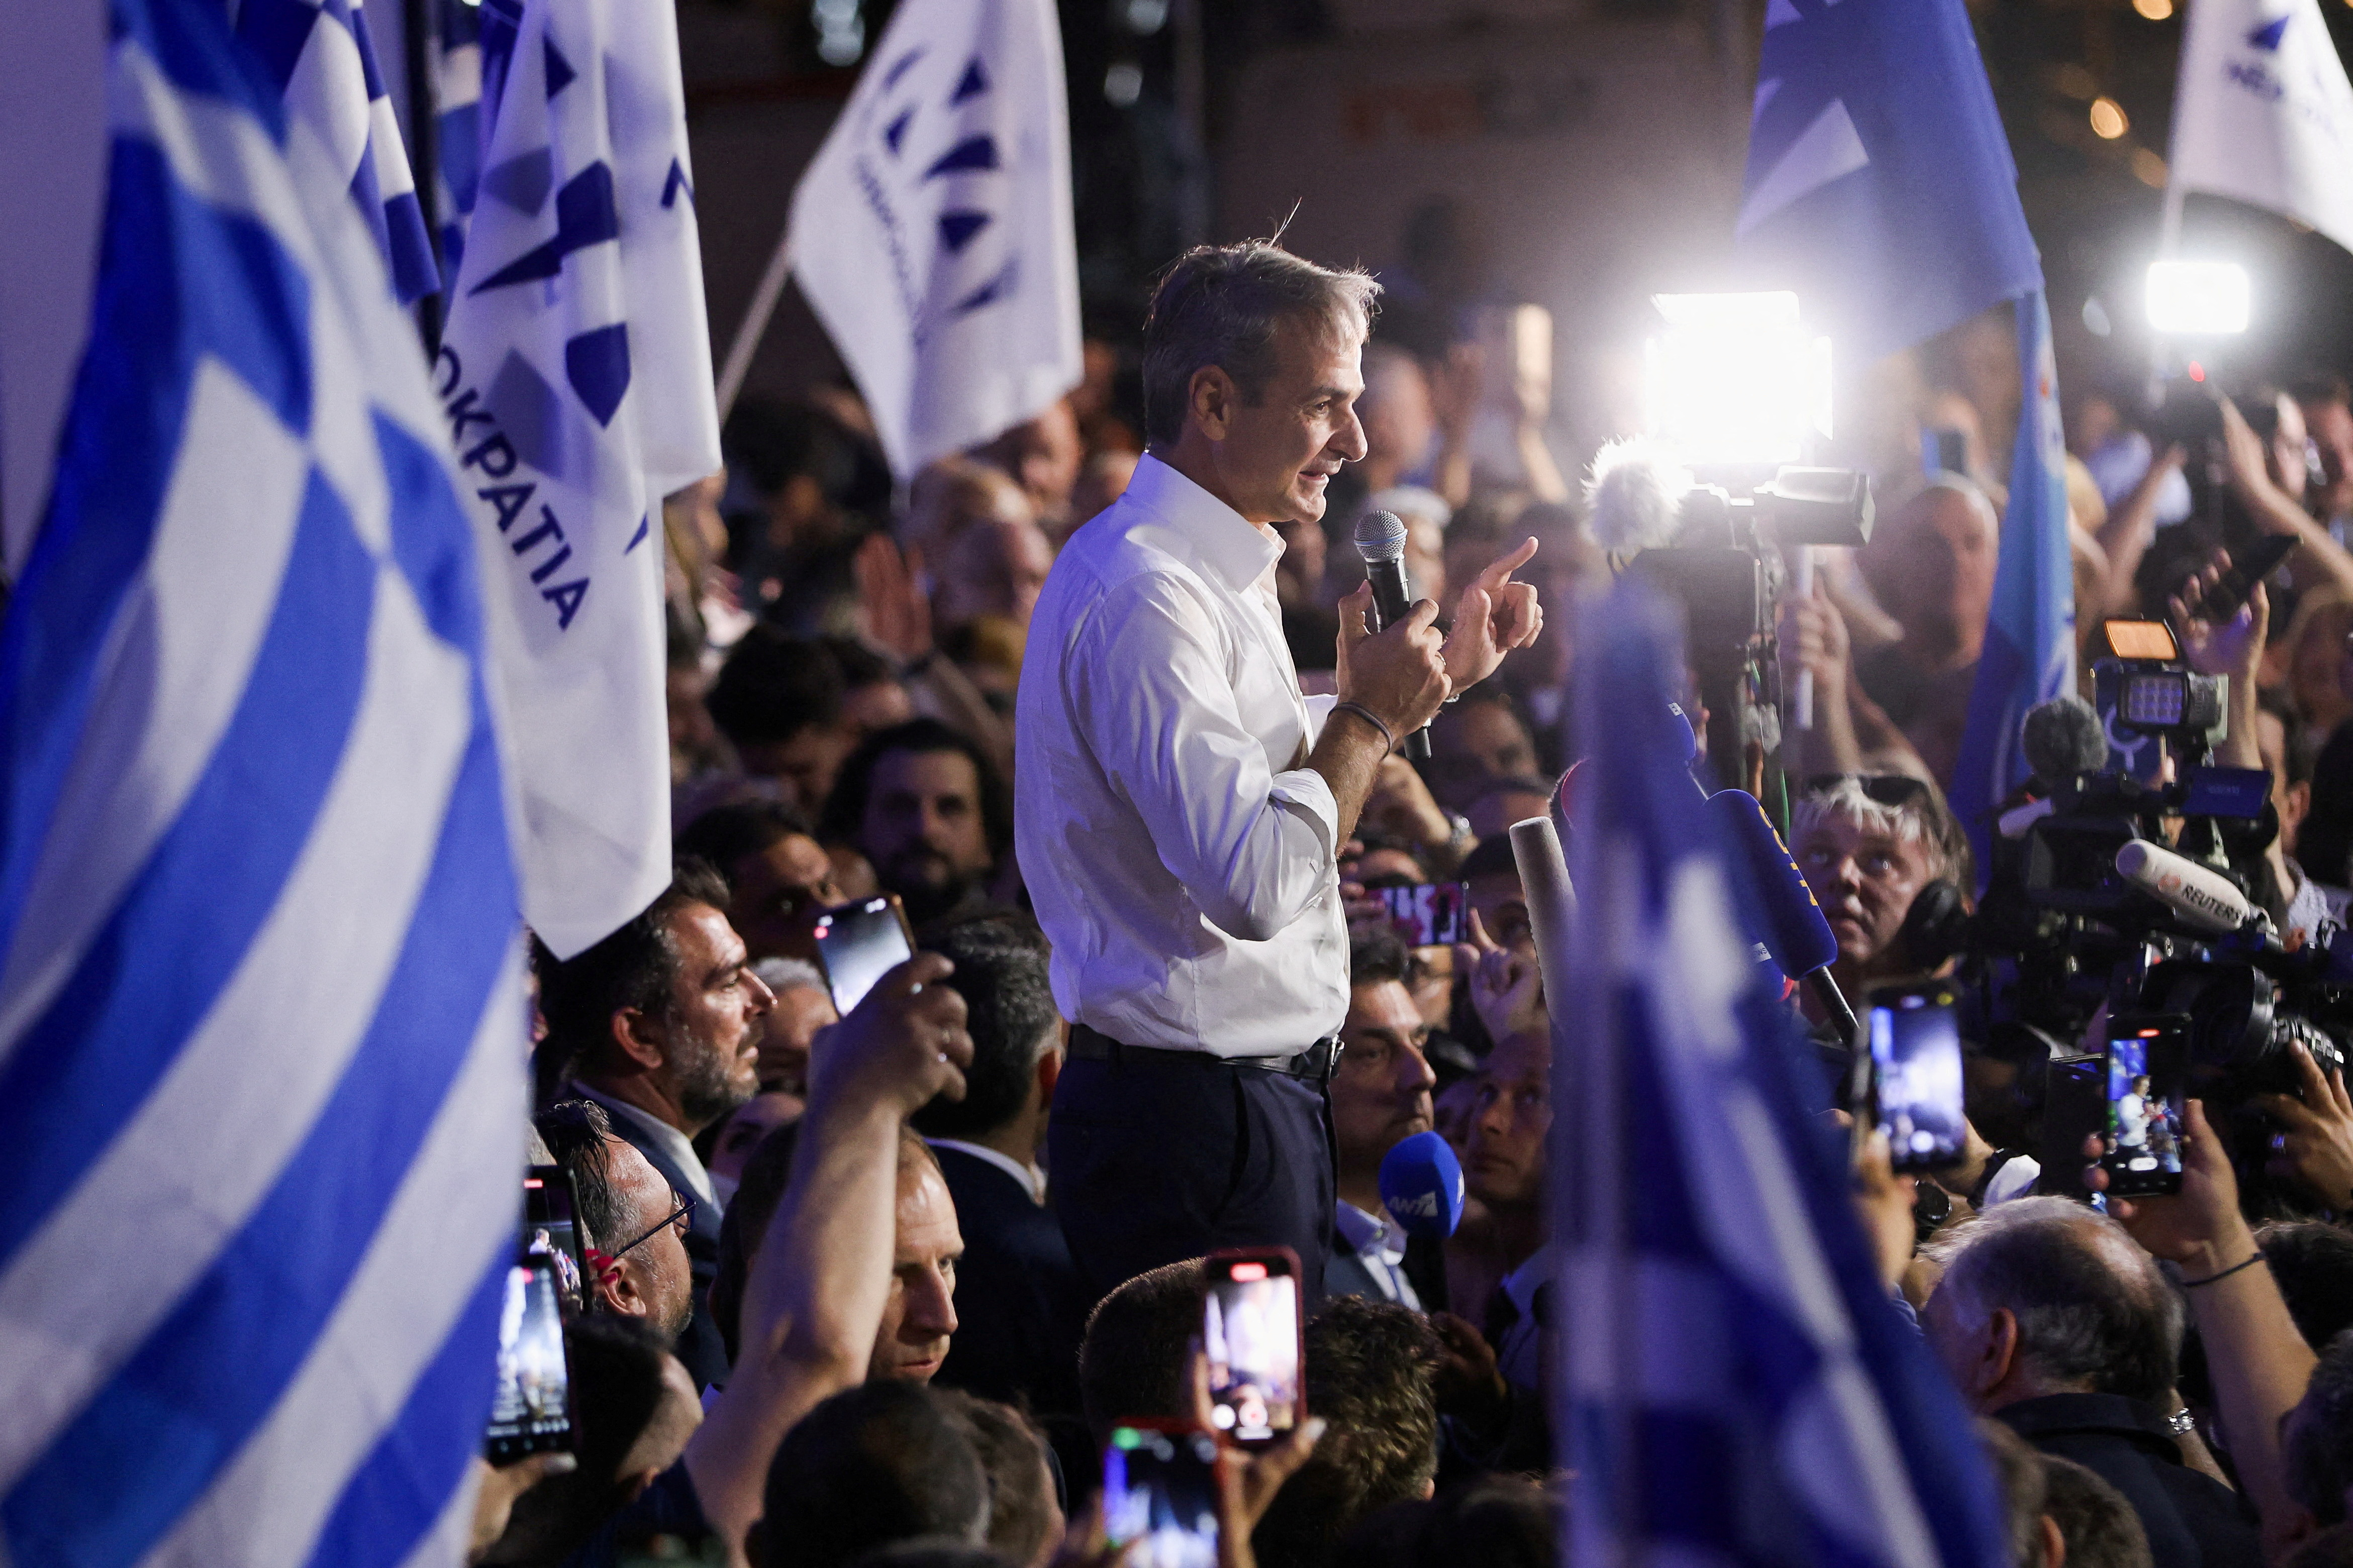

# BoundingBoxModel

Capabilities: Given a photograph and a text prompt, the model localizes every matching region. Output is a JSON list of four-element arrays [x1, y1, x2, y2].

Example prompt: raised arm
[[683, 956, 973, 1552]]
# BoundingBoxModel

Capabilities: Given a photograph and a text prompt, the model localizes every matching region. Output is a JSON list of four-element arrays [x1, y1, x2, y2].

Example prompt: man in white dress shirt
[[1015, 241, 1543, 1298]]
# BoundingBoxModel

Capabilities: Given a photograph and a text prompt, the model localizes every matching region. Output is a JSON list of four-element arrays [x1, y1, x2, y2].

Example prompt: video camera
[[1898, 625, 2349, 1178], [1590, 446, 1873, 783]]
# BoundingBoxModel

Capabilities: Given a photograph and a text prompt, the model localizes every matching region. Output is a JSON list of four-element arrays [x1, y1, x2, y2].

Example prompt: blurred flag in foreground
[[789, 0, 1083, 480], [439, 0, 719, 958], [431, 0, 485, 283], [0, 0, 522, 1561], [2172, 0, 2353, 256], [1557, 583, 2010, 1568], [237, 0, 441, 302], [1736, 0, 2071, 879]]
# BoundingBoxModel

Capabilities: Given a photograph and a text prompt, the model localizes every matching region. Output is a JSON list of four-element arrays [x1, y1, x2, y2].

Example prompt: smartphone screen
[[1103, 1425, 1220, 1568], [1868, 985, 1966, 1172], [484, 1247, 573, 1460], [811, 895, 915, 1015], [1203, 1250, 1302, 1443], [2036, 1054, 2105, 1200], [2102, 1014, 2190, 1197], [523, 1167, 587, 1319], [1376, 882, 1468, 947]]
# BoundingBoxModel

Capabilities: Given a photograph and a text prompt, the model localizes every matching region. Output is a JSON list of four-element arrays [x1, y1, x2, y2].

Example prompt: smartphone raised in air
[[1375, 881, 1469, 947], [810, 894, 916, 1015], [1202, 1247, 1304, 1446], [2100, 1012, 2191, 1197], [1867, 983, 1967, 1173], [484, 1243, 574, 1461], [2036, 1054, 2105, 1201], [523, 1166, 588, 1319], [1102, 1422, 1221, 1568]]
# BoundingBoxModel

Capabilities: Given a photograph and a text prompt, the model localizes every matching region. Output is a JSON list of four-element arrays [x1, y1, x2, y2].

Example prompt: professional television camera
[[1588, 440, 1873, 787], [1898, 623, 2350, 1182]]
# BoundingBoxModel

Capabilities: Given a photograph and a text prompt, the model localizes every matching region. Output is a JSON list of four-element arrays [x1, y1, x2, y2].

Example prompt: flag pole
[[715, 224, 793, 422]]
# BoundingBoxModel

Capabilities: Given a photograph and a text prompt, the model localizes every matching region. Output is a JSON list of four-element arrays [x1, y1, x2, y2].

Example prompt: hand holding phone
[[2099, 1014, 2191, 1197], [811, 895, 917, 1015], [1203, 1249, 1304, 1445], [1102, 1424, 1221, 1568], [1375, 881, 1469, 947], [1866, 984, 1966, 1173], [484, 1243, 573, 1460]]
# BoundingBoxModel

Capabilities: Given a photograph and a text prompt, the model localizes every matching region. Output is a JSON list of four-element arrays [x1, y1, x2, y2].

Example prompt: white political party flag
[[789, 0, 1082, 480], [2172, 0, 2353, 255], [438, 0, 721, 958]]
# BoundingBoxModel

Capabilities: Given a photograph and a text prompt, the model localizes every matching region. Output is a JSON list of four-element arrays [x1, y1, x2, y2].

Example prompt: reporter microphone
[[2114, 839, 2257, 934], [1379, 1130, 1466, 1239], [1352, 509, 1432, 762], [1706, 788, 1855, 1045]]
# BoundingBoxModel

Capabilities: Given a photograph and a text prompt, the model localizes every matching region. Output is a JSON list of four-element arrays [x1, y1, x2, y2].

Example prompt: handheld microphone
[[1352, 510, 1432, 762], [1708, 788, 1857, 1046], [1379, 1130, 1466, 1240], [1708, 789, 1840, 977], [2114, 839, 2256, 934]]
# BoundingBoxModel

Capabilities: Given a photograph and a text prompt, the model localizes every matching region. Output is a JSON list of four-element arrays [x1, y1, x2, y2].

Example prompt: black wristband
[[2182, 1252, 2266, 1288]]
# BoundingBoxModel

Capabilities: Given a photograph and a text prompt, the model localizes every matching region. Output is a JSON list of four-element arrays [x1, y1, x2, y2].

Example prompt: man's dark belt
[[1068, 1023, 1342, 1083]]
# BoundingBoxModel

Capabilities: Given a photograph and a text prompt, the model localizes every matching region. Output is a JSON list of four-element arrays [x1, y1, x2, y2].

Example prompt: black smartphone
[[2200, 533, 2299, 621], [1376, 881, 1469, 947], [1867, 983, 1966, 1172], [1102, 1423, 1221, 1566], [2101, 1012, 2192, 1197], [484, 1243, 574, 1460], [810, 894, 916, 1015], [523, 1166, 589, 1319], [1203, 1248, 1304, 1446], [2036, 1054, 2105, 1200]]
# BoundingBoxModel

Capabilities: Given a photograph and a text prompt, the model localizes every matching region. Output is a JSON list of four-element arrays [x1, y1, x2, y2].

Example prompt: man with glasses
[[537, 861, 777, 1389], [536, 1099, 700, 1348]]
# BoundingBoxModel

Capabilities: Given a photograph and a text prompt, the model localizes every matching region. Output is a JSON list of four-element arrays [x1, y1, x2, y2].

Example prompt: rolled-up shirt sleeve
[[1072, 577, 1338, 942]]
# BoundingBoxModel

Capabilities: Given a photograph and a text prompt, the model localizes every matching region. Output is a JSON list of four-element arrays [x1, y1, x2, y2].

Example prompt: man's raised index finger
[[1479, 536, 1540, 586]]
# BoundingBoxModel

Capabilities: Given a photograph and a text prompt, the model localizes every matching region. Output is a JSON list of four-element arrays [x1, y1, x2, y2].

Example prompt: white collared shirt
[[926, 1137, 1047, 1205], [1014, 453, 1346, 1057], [575, 1083, 718, 1212], [1333, 1199, 1420, 1309]]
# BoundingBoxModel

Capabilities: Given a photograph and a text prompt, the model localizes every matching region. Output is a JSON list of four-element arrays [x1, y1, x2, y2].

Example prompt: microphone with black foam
[[2022, 695, 2109, 788], [1352, 509, 1433, 761], [1379, 1129, 1466, 1240]]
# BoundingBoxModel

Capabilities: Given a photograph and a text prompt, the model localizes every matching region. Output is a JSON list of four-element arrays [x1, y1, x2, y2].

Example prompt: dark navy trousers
[[1047, 1050, 1334, 1306]]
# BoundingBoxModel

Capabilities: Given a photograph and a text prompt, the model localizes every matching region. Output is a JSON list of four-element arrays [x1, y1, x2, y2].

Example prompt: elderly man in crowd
[[1854, 476, 2001, 786]]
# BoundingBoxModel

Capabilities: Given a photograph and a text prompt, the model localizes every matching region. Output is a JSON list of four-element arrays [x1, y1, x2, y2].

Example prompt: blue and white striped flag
[[437, 0, 719, 959], [431, 0, 484, 284], [236, 0, 442, 302], [1557, 582, 2011, 1568], [0, 0, 524, 1560]]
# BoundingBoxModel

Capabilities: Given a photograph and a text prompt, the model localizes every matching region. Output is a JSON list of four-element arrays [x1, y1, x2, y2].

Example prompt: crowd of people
[[461, 227, 2353, 1568]]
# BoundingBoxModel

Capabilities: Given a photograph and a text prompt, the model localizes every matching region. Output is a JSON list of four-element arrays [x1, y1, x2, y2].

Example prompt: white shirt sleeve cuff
[[1303, 691, 1339, 743], [1269, 766, 1341, 860]]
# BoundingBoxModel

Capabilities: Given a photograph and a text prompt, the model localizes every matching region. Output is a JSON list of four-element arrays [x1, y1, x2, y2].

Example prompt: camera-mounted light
[[2145, 261, 2249, 337], [1643, 291, 1832, 469]]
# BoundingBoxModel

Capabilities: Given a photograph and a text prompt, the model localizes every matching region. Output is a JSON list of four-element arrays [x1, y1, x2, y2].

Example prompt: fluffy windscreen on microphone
[[2021, 695, 2108, 784], [1353, 508, 1407, 564], [1585, 438, 1692, 558]]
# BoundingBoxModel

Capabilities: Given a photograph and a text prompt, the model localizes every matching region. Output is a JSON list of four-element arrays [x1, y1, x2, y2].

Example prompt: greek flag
[[1734, 0, 2071, 878], [788, 0, 1083, 480], [236, 0, 442, 303], [1557, 584, 2010, 1568], [0, 0, 524, 1561], [438, 0, 720, 959]]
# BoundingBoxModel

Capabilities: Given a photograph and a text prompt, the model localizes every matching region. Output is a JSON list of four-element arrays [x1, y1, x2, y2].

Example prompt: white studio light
[[2145, 260, 2250, 336], [1644, 291, 1832, 468]]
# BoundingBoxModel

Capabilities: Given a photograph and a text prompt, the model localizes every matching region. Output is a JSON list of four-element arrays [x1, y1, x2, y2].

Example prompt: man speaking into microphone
[[1015, 241, 1542, 1298]]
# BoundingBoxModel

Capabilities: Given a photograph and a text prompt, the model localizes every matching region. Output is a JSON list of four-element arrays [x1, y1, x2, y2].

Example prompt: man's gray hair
[[1140, 241, 1379, 448], [1923, 1196, 2183, 1405]]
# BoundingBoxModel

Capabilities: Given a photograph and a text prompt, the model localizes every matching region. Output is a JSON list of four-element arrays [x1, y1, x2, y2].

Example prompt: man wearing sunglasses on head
[[1789, 773, 1973, 1005]]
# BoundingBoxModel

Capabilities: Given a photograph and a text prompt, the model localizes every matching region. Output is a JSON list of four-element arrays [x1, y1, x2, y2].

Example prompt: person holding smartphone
[[1015, 241, 1544, 1300]]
